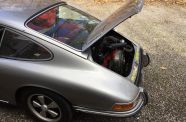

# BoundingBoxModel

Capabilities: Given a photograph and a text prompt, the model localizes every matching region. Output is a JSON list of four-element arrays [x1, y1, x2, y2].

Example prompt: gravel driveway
[[0, 1, 186, 122]]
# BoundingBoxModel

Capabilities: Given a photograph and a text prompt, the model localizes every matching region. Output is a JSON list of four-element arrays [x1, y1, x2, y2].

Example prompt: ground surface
[[93, 0, 186, 5], [0, 1, 186, 122]]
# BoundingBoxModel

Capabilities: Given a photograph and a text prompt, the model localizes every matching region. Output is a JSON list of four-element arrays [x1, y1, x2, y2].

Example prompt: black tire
[[18, 88, 73, 122]]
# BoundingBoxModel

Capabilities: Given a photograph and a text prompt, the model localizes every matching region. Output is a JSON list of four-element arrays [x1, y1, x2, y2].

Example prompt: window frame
[[0, 26, 53, 61]]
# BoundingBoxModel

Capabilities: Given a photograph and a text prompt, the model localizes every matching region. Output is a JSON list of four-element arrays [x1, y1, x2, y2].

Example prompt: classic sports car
[[0, 0, 150, 122]]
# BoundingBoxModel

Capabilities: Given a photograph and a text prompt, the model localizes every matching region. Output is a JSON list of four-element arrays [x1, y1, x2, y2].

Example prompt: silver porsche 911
[[0, 0, 150, 122]]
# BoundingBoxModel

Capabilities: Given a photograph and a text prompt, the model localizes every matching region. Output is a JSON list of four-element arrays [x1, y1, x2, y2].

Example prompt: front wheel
[[19, 88, 73, 122]]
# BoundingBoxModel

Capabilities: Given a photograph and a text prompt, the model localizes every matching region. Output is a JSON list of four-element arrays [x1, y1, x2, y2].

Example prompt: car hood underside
[[82, 0, 144, 51]]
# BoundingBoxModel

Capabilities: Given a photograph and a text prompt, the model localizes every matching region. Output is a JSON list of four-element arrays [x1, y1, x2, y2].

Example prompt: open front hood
[[82, 0, 144, 51]]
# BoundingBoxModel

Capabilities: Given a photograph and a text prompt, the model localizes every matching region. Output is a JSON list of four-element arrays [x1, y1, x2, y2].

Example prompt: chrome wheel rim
[[28, 94, 62, 122]]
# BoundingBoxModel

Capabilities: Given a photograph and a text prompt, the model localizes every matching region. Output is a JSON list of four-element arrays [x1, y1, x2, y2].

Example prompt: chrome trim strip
[[0, 28, 5, 47], [0, 100, 9, 103], [74, 88, 146, 117]]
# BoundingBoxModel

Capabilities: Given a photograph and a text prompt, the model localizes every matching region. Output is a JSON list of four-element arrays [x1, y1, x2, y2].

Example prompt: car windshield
[[27, 4, 100, 50]]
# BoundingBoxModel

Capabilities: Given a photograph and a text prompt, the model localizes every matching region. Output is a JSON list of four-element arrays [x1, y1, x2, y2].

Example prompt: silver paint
[[0, 0, 147, 117]]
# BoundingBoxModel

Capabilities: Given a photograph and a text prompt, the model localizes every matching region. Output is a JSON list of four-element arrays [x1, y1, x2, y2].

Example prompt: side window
[[0, 30, 51, 60]]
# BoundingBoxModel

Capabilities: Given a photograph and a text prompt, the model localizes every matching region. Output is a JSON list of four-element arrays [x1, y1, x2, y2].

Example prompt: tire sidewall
[[19, 88, 73, 122]]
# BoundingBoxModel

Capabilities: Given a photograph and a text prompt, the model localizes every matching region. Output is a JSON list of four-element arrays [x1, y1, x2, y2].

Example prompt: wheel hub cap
[[41, 105, 48, 111], [28, 94, 62, 122]]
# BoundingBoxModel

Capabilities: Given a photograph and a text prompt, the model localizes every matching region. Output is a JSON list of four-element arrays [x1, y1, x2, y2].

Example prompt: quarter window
[[0, 30, 51, 60]]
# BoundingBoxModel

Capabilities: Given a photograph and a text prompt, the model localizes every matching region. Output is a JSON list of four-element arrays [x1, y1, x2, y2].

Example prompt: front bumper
[[135, 49, 150, 86], [134, 49, 149, 107], [74, 88, 148, 117], [142, 52, 150, 67]]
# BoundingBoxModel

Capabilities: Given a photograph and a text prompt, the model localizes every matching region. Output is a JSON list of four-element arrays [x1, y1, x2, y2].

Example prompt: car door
[[0, 27, 52, 102]]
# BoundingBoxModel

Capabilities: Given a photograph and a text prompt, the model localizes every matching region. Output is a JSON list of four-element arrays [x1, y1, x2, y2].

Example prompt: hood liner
[[82, 0, 144, 51]]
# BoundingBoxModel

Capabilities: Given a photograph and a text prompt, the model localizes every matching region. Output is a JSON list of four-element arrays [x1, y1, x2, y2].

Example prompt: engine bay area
[[91, 31, 135, 77]]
